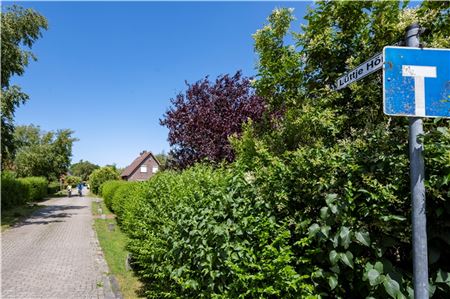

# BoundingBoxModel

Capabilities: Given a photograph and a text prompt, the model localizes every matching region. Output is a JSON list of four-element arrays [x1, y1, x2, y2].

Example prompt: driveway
[[1, 192, 116, 298]]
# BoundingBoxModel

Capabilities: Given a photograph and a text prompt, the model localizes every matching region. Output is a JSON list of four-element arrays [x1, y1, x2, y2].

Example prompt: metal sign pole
[[405, 23, 429, 299]]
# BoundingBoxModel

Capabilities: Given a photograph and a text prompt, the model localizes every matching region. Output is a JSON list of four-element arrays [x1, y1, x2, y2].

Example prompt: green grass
[[1, 203, 44, 231], [92, 200, 144, 298]]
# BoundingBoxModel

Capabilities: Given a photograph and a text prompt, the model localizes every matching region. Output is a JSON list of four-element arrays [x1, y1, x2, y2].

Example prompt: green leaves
[[328, 275, 338, 290], [367, 269, 381, 286], [355, 230, 371, 246], [383, 275, 401, 298], [340, 251, 354, 269]]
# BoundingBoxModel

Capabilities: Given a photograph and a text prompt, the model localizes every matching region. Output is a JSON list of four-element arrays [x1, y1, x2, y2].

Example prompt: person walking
[[67, 185, 72, 197], [77, 183, 83, 197]]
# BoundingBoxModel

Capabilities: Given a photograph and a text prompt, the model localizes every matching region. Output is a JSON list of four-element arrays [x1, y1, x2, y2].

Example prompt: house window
[[140, 165, 147, 173], [152, 166, 159, 174]]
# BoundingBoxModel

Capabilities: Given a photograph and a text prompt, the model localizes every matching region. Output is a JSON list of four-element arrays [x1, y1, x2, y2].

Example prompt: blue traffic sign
[[383, 46, 450, 118]]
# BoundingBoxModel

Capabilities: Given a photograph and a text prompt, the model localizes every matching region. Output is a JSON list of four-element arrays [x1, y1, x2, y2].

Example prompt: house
[[120, 150, 161, 181]]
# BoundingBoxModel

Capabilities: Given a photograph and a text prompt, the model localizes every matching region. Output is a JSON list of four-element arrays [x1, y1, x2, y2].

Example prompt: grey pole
[[405, 23, 429, 299]]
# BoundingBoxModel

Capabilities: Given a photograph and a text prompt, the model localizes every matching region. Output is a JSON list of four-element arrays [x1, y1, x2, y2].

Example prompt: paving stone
[[1, 195, 117, 298]]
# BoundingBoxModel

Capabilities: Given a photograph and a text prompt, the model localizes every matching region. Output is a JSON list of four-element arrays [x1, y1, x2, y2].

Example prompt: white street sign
[[335, 52, 383, 90]]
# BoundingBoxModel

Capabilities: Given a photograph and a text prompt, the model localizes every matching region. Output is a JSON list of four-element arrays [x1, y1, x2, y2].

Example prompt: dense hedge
[[103, 144, 450, 298], [1, 173, 48, 209], [18, 176, 48, 201], [104, 165, 307, 298], [110, 182, 139, 220], [100, 180, 129, 211], [1, 172, 30, 209]]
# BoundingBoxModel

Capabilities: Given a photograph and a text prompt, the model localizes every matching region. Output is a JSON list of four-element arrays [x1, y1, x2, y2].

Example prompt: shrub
[[1, 171, 30, 209], [100, 180, 128, 211], [18, 176, 48, 201], [88, 166, 120, 195], [65, 175, 82, 187], [114, 165, 310, 298], [47, 181, 60, 194], [110, 182, 139, 220]]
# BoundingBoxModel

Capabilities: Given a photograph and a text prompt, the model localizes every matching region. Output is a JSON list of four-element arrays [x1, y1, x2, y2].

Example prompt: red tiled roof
[[120, 151, 160, 178]]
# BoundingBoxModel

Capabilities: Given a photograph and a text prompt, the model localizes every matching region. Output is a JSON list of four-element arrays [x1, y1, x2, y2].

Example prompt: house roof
[[120, 151, 160, 178]]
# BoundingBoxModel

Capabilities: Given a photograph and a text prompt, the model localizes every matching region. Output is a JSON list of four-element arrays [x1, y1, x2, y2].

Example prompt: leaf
[[329, 250, 339, 265], [435, 269, 450, 284], [325, 193, 338, 205], [340, 226, 351, 248], [328, 275, 338, 290], [368, 269, 380, 286], [383, 274, 401, 298], [355, 230, 371, 246], [308, 223, 320, 237], [320, 206, 329, 219], [340, 251, 353, 269], [321, 225, 331, 238], [374, 261, 383, 273]]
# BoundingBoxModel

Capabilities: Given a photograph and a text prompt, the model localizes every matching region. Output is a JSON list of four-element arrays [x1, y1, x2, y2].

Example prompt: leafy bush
[[88, 166, 120, 195], [110, 182, 139, 220], [100, 180, 128, 211], [47, 181, 60, 194], [112, 165, 311, 298], [65, 175, 82, 187], [1, 171, 30, 209], [18, 176, 48, 201]]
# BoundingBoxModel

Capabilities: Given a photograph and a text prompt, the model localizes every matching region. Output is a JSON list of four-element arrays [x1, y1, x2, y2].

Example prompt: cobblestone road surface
[[1, 192, 116, 298]]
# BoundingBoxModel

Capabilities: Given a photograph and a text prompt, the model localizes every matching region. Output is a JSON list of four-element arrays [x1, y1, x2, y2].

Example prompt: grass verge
[[1, 203, 44, 231], [92, 199, 143, 298]]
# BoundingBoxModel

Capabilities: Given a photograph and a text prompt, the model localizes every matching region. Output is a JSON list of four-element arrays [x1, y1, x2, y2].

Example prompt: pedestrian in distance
[[77, 182, 83, 197], [67, 184, 72, 197]]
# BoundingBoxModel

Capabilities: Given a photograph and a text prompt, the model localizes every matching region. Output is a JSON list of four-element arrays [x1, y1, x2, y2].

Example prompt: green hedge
[[1, 174, 48, 209], [1, 172, 30, 209], [105, 165, 304, 298], [103, 151, 450, 298], [18, 176, 48, 201], [100, 180, 128, 211], [110, 182, 139, 220]]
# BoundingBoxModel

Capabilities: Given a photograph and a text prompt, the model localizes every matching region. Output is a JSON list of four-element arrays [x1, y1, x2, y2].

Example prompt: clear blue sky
[[7, 1, 310, 167]]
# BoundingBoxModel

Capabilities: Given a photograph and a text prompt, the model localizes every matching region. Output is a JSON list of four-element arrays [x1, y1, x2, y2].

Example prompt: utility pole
[[405, 23, 429, 299]]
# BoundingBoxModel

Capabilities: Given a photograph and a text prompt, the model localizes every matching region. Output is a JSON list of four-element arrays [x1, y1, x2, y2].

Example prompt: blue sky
[[7, 1, 310, 167]]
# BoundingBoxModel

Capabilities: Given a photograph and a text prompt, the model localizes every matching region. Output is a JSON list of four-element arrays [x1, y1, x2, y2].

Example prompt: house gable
[[121, 151, 160, 181]]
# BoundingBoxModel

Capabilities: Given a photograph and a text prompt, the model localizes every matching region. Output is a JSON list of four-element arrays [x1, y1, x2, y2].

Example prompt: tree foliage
[[160, 71, 266, 169], [14, 125, 78, 181], [88, 166, 120, 195], [1, 5, 48, 168], [70, 160, 100, 181], [238, 2, 450, 297]]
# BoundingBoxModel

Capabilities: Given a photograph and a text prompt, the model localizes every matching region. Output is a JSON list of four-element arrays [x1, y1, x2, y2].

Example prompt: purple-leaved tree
[[160, 71, 266, 169]]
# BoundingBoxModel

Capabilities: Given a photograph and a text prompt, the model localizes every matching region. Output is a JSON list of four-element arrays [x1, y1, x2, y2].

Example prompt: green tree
[[1, 5, 48, 168], [154, 151, 169, 170], [70, 160, 100, 181], [88, 166, 120, 195], [14, 126, 78, 181]]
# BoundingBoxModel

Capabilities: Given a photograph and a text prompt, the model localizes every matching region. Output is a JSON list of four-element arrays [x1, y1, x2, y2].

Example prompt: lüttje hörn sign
[[335, 52, 383, 90]]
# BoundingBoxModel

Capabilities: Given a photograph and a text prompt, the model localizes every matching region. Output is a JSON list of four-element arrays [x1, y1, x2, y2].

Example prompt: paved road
[[1, 192, 116, 298]]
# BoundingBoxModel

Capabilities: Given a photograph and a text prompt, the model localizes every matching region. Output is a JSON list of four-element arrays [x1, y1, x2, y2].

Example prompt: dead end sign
[[383, 46, 450, 118]]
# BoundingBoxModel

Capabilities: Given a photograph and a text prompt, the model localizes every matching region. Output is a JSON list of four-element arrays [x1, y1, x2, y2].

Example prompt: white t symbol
[[402, 65, 437, 116]]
